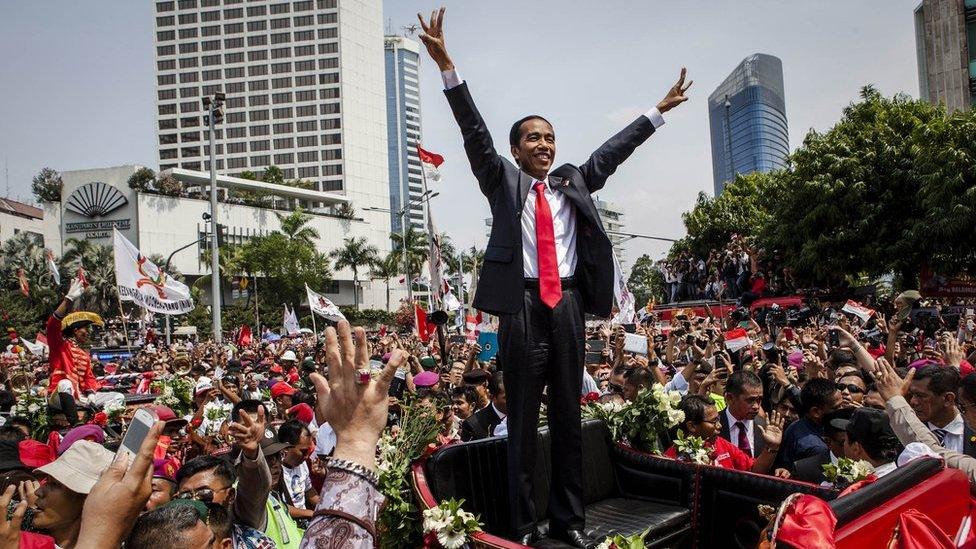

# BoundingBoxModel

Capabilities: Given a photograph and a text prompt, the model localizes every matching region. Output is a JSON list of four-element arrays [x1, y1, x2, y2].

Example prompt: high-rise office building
[[384, 35, 425, 233], [914, 0, 976, 112], [707, 54, 789, 196], [594, 196, 627, 269], [153, 0, 390, 208]]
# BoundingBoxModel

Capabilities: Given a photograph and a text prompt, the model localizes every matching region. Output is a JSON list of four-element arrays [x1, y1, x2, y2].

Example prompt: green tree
[[369, 252, 402, 311], [330, 237, 379, 309], [677, 171, 773, 257], [31, 167, 62, 202], [390, 227, 428, 294], [276, 207, 320, 247], [127, 167, 155, 191], [627, 254, 666, 307]]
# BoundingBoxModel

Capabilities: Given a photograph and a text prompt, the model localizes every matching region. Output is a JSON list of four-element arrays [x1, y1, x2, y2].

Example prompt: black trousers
[[499, 282, 586, 537]]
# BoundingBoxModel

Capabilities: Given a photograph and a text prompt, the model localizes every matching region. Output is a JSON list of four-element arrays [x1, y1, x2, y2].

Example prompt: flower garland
[[618, 384, 684, 453], [12, 391, 49, 441], [421, 498, 482, 549], [822, 458, 874, 490]]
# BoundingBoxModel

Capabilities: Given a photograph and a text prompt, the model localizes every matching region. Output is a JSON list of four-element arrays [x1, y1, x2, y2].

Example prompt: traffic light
[[215, 223, 227, 248]]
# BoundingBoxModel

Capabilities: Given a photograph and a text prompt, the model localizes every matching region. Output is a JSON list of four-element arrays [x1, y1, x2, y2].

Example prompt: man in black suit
[[720, 371, 768, 458], [417, 8, 691, 547], [461, 372, 506, 441], [792, 408, 853, 484]]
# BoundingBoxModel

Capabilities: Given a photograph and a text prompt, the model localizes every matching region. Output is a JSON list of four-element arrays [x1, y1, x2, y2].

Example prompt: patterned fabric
[[232, 523, 277, 549], [300, 467, 384, 549], [46, 314, 101, 398]]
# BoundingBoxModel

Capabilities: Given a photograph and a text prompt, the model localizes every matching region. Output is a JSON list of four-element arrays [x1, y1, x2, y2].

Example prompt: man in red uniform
[[47, 276, 103, 399]]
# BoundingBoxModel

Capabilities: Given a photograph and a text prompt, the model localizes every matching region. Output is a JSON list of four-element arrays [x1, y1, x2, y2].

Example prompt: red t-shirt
[[665, 436, 755, 472]]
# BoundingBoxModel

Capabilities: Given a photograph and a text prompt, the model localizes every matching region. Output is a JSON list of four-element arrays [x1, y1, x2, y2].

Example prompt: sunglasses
[[607, 382, 624, 394], [175, 485, 231, 503], [836, 383, 865, 394]]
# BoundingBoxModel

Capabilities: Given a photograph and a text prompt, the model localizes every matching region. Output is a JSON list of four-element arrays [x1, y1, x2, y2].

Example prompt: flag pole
[[306, 285, 317, 336], [116, 290, 132, 350]]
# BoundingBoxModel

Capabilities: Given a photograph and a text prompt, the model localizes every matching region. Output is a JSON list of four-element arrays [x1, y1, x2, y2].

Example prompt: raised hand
[[656, 68, 693, 114], [872, 356, 914, 402], [310, 321, 406, 471], [758, 410, 784, 448], [227, 404, 266, 459], [0, 485, 26, 547], [417, 7, 454, 71]]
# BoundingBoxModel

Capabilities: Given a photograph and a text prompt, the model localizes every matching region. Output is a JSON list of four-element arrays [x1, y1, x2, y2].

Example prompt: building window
[[203, 159, 225, 170], [322, 164, 342, 176], [226, 112, 246, 123], [272, 77, 292, 89], [201, 25, 221, 36], [295, 75, 314, 86], [246, 20, 267, 32], [294, 60, 314, 72], [226, 96, 244, 108], [202, 69, 221, 81], [320, 118, 340, 130], [201, 0, 219, 6], [297, 120, 316, 132], [249, 110, 269, 121], [294, 30, 314, 41], [225, 52, 244, 63], [317, 13, 337, 25], [248, 65, 268, 76], [296, 105, 316, 117], [297, 135, 317, 147], [248, 50, 268, 61], [180, 131, 200, 142], [295, 90, 314, 102], [157, 44, 176, 56], [156, 16, 175, 26], [250, 125, 270, 136], [160, 148, 178, 159], [251, 155, 270, 166], [271, 3, 290, 14], [159, 118, 178, 130], [179, 86, 199, 97], [179, 72, 198, 83], [271, 62, 291, 74], [294, 15, 313, 27], [158, 74, 176, 85], [157, 30, 175, 41], [318, 73, 338, 85], [298, 166, 319, 178], [318, 58, 338, 70], [181, 146, 200, 157], [202, 40, 221, 51], [179, 101, 198, 113], [156, 2, 175, 12], [247, 35, 268, 47], [201, 10, 220, 22], [271, 32, 290, 44], [273, 137, 294, 148], [272, 92, 292, 104], [318, 42, 338, 54], [159, 104, 177, 115], [224, 8, 243, 19], [178, 28, 198, 39], [272, 107, 293, 119], [274, 153, 294, 164], [246, 4, 266, 16], [322, 148, 342, 160], [319, 87, 339, 99], [224, 37, 244, 48], [294, 45, 314, 57], [317, 28, 337, 39], [180, 116, 200, 127], [227, 142, 247, 154], [177, 13, 197, 24], [157, 59, 176, 70], [177, 0, 196, 9], [248, 95, 269, 106], [250, 140, 270, 151], [224, 22, 244, 33], [224, 67, 244, 78], [226, 82, 244, 93], [270, 17, 290, 29], [202, 84, 223, 96], [271, 47, 290, 59], [160, 134, 178, 145], [322, 133, 341, 145], [227, 157, 247, 169], [295, 0, 314, 11], [273, 122, 293, 134]]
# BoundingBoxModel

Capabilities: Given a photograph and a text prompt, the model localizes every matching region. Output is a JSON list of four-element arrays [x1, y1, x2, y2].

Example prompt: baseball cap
[[260, 431, 291, 457], [153, 456, 181, 483], [56, 424, 105, 456], [36, 440, 114, 495], [829, 407, 897, 443], [413, 371, 439, 388], [462, 369, 490, 384], [152, 405, 189, 431], [194, 377, 214, 396], [287, 403, 314, 425], [270, 382, 297, 398]]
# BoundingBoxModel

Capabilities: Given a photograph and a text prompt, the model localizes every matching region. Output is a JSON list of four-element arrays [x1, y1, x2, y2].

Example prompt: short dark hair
[[914, 365, 961, 397], [488, 371, 504, 397], [231, 399, 264, 422], [451, 385, 478, 405], [277, 420, 307, 446], [0, 426, 26, 442], [846, 423, 902, 463], [624, 368, 652, 390], [726, 370, 763, 396], [176, 455, 237, 488], [6, 417, 31, 432], [127, 502, 231, 549], [799, 378, 839, 415], [679, 394, 715, 426], [960, 373, 976, 404], [508, 115, 553, 149]]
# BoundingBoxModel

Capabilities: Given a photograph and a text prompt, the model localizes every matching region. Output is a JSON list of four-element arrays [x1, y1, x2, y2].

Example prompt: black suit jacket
[[965, 425, 976, 458], [444, 82, 658, 316], [793, 452, 831, 484], [460, 405, 502, 442], [719, 410, 767, 458]]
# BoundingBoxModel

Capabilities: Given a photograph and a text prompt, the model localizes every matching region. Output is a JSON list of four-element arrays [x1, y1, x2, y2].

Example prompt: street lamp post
[[365, 190, 438, 307], [202, 92, 225, 343], [163, 234, 209, 345]]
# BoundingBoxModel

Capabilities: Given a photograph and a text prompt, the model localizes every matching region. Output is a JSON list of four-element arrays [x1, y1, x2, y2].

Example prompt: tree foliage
[[627, 254, 666, 307], [31, 167, 62, 203]]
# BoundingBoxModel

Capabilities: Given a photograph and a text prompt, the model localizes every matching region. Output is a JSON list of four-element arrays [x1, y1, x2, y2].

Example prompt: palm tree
[[194, 245, 245, 296], [276, 207, 320, 247], [331, 237, 378, 309], [390, 227, 428, 295], [369, 252, 402, 311]]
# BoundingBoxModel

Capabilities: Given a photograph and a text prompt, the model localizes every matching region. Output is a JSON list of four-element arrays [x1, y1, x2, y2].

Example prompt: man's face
[[909, 377, 953, 424], [812, 390, 843, 422], [145, 478, 176, 512], [33, 477, 86, 531], [511, 118, 555, 178], [274, 394, 293, 411], [74, 325, 90, 345], [177, 470, 234, 507], [284, 431, 312, 468], [690, 405, 721, 441], [727, 384, 763, 421], [181, 519, 231, 549], [492, 385, 507, 415], [452, 396, 474, 420], [826, 431, 848, 459], [837, 376, 866, 406], [863, 389, 886, 410], [468, 383, 489, 406], [266, 452, 284, 487]]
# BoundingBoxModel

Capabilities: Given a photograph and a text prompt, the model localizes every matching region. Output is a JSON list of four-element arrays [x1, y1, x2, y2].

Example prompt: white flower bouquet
[[422, 498, 482, 549], [618, 384, 685, 453], [672, 431, 711, 465], [822, 458, 874, 489]]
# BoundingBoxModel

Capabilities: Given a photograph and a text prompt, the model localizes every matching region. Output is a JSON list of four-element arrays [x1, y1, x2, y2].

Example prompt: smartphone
[[828, 329, 840, 348], [623, 333, 648, 355], [783, 328, 795, 341], [587, 340, 606, 352], [622, 324, 637, 334], [118, 408, 156, 460], [388, 368, 406, 399], [585, 351, 604, 365]]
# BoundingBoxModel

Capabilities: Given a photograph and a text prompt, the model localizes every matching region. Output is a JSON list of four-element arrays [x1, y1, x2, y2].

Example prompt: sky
[[0, 1, 922, 267]]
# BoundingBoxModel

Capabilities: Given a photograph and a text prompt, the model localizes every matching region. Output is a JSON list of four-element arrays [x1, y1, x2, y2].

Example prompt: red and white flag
[[16, 269, 29, 297], [305, 284, 345, 322], [415, 302, 436, 343], [417, 145, 444, 182], [45, 250, 60, 286], [77, 264, 89, 288], [724, 328, 753, 353], [842, 299, 876, 323], [465, 311, 483, 342]]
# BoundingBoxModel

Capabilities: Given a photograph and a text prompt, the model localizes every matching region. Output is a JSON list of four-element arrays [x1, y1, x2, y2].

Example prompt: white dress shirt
[[725, 408, 756, 455], [928, 412, 965, 453], [440, 69, 665, 278]]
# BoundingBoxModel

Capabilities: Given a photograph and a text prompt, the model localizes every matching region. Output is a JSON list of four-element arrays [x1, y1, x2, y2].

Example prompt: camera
[[858, 328, 884, 346], [766, 306, 787, 327], [787, 305, 818, 326]]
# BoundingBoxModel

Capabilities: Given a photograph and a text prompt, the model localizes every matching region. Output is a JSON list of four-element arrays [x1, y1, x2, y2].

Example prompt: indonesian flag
[[237, 324, 252, 347], [724, 328, 753, 353], [306, 284, 345, 322], [417, 145, 444, 182], [415, 303, 435, 343], [46, 250, 60, 286], [465, 312, 483, 342], [16, 269, 29, 297], [77, 264, 89, 288], [842, 299, 876, 323], [612, 251, 636, 324]]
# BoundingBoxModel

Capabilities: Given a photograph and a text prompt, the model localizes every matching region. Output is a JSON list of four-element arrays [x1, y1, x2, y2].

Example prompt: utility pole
[[203, 92, 225, 343]]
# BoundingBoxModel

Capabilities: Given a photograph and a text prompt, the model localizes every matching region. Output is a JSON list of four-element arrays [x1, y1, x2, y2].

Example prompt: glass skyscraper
[[708, 54, 789, 195], [384, 35, 425, 233]]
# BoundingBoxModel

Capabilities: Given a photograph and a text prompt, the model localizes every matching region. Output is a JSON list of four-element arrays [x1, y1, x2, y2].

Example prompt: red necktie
[[734, 421, 752, 456], [533, 181, 562, 308]]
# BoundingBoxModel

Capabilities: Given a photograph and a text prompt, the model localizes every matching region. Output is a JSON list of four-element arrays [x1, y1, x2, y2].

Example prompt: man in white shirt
[[910, 365, 976, 456], [835, 408, 904, 480], [417, 8, 690, 547]]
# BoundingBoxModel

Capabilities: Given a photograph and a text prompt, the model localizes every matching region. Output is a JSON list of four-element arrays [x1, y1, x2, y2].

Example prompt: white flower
[[27, 403, 39, 414], [596, 540, 613, 549], [437, 529, 467, 549]]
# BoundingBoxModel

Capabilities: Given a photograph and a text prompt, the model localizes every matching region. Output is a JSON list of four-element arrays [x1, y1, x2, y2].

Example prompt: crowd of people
[[657, 234, 795, 303], [0, 272, 975, 548]]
